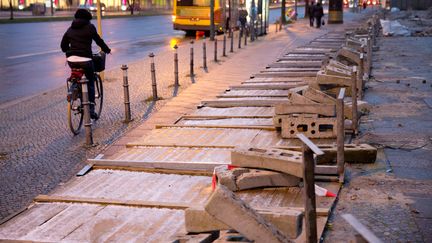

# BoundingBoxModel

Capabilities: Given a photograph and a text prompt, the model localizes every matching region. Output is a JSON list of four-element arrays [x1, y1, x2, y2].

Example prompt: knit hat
[[74, 8, 92, 20]]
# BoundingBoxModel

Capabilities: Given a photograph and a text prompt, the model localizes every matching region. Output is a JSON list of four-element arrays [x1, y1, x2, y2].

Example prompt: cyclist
[[60, 8, 111, 119]]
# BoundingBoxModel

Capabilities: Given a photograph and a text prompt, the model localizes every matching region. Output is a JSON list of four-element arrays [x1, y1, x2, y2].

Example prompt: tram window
[[177, 0, 193, 6], [193, 0, 210, 6], [177, 0, 210, 6]]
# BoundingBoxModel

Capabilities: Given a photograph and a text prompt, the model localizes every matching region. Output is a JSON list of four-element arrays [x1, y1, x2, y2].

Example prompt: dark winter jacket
[[60, 18, 111, 58], [313, 4, 324, 18], [308, 4, 315, 18]]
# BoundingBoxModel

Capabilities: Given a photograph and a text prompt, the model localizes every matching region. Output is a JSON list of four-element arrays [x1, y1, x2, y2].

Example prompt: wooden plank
[[268, 62, 322, 68], [245, 77, 315, 84], [34, 195, 191, 210], [155, 124, 275, 130], [275, 103, 336, 117], [177, 117, 273, 127], [277, 56, 327, 61], [180, 115, 273, 119], [253, 72, 318, 78], [192, 106, 274, 117], [201, 99, 290, 107], [229, 83, 306, 90], [262, 67, 321, 72], [301, 144, 318, 243], [89, 159, 223, 172]]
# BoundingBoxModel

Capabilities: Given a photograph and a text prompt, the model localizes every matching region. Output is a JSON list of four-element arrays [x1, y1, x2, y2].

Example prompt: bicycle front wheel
[[67, 96, 83, 135], [94, 74, 103, 118]]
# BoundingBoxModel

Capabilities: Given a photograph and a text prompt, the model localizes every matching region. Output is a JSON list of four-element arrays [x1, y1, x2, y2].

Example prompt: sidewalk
[[2, 7, 430, 242], [0, 14, 329, 223]]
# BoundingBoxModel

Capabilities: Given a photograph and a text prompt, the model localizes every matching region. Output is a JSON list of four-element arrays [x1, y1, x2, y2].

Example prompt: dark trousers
[[67, 61, 96, 110], [309, 16, 314, 27], [316, 16, 322, 28]]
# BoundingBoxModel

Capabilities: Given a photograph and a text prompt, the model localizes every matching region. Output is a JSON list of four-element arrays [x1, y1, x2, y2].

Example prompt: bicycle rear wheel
[[94, 74, 103, 118], [67, 91, 84, 135]]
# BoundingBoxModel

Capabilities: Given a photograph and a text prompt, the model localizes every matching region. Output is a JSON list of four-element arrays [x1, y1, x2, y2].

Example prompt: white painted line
[[7, 49, 61, 59], [6, 33, 184, 60]]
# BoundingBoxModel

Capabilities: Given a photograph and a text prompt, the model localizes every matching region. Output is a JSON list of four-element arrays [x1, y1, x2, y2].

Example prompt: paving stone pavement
[[0, 15, 340, 222], [324, 28, 432, 242], [0, 26, 269, 221]]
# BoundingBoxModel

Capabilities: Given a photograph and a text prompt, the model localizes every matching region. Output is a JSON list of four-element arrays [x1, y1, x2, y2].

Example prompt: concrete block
[[215, 165, 300, 191], [325, 65, 352, 77], [204, 185, 293, 243], [337, 47, 361, 66], [328, 59, 352, 72], [280, 114, 337, 139], [275, 144, 377, 164], [288, 92, 317, 105], [316, 71, 352, 87], [273, 114, 318, 128], [236, 169, 300, 190], [186, 206, 303, 239], [317, 143, 377, 164], [231, 147, 303, 178], [303, 87, 336, 104]]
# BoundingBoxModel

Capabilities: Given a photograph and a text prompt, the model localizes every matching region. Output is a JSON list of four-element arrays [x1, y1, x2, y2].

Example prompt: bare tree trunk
[[8, 0, 13, 20], [127, 0, 134, 15]]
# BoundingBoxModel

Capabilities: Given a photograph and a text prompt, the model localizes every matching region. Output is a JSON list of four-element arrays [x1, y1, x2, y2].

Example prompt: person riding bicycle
[[60, 8, 111, 120]]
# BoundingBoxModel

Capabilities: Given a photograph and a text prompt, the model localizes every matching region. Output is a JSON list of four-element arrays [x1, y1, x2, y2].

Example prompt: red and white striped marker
[[315, 184, 336, 197]]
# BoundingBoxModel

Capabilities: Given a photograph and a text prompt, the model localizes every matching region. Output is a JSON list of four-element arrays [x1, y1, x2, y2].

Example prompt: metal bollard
[[202, 36, 207, 70], [173, 45, 179, 87], [230, 28, 234, 53], [80, 77, 93, 146], [238, 28, 242, 49], [244, 27, 247, 46], [121, 64, 132, 122], [149, 53, 158, 101], [190, 40, 194, 78], [214, 35, 218, 62], [276, 22, 278, 33], [255, 21, 259, 40], [223, 32, 227, 57]]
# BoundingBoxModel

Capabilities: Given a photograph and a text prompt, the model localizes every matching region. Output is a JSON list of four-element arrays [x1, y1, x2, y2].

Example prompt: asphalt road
[[0, 7, 305, 105]]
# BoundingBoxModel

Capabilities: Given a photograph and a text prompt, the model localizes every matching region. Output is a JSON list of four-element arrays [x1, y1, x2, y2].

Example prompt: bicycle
[[66, 52, 105, 135]]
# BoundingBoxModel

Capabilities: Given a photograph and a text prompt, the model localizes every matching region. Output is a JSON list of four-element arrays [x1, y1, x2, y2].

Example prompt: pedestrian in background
[[308, 1, 315, 27], [313, 2, 324, 28]]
